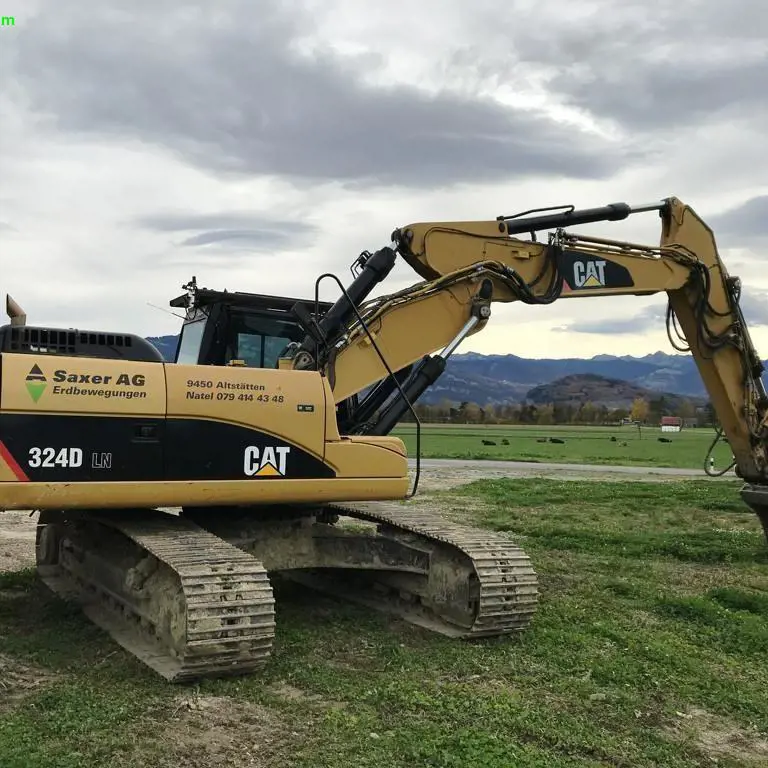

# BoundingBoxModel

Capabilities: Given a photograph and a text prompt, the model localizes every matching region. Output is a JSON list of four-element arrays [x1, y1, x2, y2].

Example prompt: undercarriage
[[35, 503, 539, 682]]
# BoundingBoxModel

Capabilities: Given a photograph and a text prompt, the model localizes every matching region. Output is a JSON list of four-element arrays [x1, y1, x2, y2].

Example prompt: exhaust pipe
[[6, 294, 26, 326]]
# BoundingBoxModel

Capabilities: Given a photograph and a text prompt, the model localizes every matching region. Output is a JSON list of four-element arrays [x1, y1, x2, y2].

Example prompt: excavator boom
[[297, 198, 767, 489]]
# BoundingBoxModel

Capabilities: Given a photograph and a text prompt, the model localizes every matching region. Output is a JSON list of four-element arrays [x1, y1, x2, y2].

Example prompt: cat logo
[[25, 365, 47, 403], [572, 260, 607, 289], [243, 445, 291, 477]]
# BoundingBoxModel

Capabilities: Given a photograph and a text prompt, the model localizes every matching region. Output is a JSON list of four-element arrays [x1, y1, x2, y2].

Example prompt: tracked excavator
[[1, 196, 767, 682]]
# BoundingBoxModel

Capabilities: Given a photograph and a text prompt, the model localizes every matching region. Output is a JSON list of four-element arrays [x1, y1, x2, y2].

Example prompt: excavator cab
[[169, 276, 333, 370], [168, 277, 372, 429]]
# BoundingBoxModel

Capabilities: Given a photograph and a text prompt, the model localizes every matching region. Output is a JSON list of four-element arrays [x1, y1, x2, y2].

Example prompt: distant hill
[[145, 334, 766, 406], [147, 335, 179, 361], [525, 373, 706, 410]]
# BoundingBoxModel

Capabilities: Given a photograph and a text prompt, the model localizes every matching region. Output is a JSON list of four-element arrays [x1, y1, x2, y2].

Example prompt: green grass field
[[392, 423, 736, 470], [2, 478, 768, 767]]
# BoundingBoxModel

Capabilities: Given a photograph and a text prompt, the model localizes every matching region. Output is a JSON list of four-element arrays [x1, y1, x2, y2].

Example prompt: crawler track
[[35, 501, 537, 683], [36, 509, 275, 682], [289, 501, 539, 638]]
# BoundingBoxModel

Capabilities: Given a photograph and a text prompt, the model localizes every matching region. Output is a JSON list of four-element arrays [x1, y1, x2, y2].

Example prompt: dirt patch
[[0, 510, 37, 573], [268, 681, 346, 710], [0, 653, 60, 713], [138, 694, 304, 768], [269, 682, 312, 702], [666, 706, 768, 764]]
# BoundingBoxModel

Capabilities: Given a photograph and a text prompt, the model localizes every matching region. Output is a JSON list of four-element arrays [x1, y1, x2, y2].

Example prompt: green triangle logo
[[26, 381, 46, 402], [25, 365, 47, 402]]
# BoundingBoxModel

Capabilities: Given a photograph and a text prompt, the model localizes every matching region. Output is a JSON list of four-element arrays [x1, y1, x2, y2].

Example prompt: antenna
[[146, 302, 185, 320]]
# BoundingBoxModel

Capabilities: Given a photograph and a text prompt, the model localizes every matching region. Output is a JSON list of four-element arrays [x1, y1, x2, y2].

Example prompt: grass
[[392, 423, 736, 470], [2, 478, 768, 766]]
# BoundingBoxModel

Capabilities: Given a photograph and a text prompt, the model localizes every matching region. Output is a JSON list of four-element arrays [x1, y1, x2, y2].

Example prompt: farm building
[[660, 416, 683, 432]]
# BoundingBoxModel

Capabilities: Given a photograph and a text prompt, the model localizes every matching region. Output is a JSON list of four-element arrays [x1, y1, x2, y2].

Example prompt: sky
[[1, 0, 767, 360]]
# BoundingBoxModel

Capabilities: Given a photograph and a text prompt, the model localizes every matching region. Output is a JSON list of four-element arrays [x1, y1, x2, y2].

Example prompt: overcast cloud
[[1, 0, 767, 361], [709, 196, 768, 240], [8, 0, 624, 186], [558, 288, 768, 335], [136, 211, 318, 249]]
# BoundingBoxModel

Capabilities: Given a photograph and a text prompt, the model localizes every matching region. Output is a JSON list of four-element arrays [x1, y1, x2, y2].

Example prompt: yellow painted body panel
[[0, 460, 18, 482], [324, 437, 406, 477], [165, 363, 329, 459], [0, 352, 409, 509], [0, 476, 409, 510], [1, 353, 166, 416]]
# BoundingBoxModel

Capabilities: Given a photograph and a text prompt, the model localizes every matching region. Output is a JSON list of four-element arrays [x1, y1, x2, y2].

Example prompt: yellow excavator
[[1, 196, 766, 682]]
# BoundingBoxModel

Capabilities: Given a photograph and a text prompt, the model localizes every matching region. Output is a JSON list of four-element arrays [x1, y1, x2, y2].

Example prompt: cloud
[[178, 230, 295, 248], [137, 211, 309, 233], [555, 303, 667, 335], [326, 1, 768, 141], [135, 211, 317, 249], [7, 1, 625, 189], [709, 196, 768, 239], [738, 287, 768, 327], [555, 288, 768, 335], [503, 0, 768, 133]]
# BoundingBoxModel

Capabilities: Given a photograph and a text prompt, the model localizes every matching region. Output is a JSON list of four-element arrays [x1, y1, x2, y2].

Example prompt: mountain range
[[146, 335, 766, 406], [421, 350, 714, 405]]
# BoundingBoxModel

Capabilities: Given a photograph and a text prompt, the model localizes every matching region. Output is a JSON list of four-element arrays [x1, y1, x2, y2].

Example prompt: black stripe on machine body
[[558, 250, 635, 291], [0, 414, 335, 482]]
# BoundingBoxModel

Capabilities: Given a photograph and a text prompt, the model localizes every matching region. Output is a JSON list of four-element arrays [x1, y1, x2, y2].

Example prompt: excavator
[[0, 196, 766, 683]]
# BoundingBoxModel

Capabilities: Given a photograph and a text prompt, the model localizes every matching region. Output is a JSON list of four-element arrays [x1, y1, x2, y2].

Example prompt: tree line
[[400, 396, 714, 427]]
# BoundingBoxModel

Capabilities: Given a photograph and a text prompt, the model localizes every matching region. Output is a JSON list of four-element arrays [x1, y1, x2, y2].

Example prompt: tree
[[579, 401, 598, 424], [499, 403, 517, 423], [518, 403, 538, 424], [435, 399, 453, 423], [630, 397, 650, 423], [678, 398, 696, 420], [609, 408, 629, 423], [463, 402, 483, 424], [451, 401, 471, 423], [537, 403, 555, 425], [647, 396, 666, 424], [553, 403, 575, 425], [697, 401, 715, 427]]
